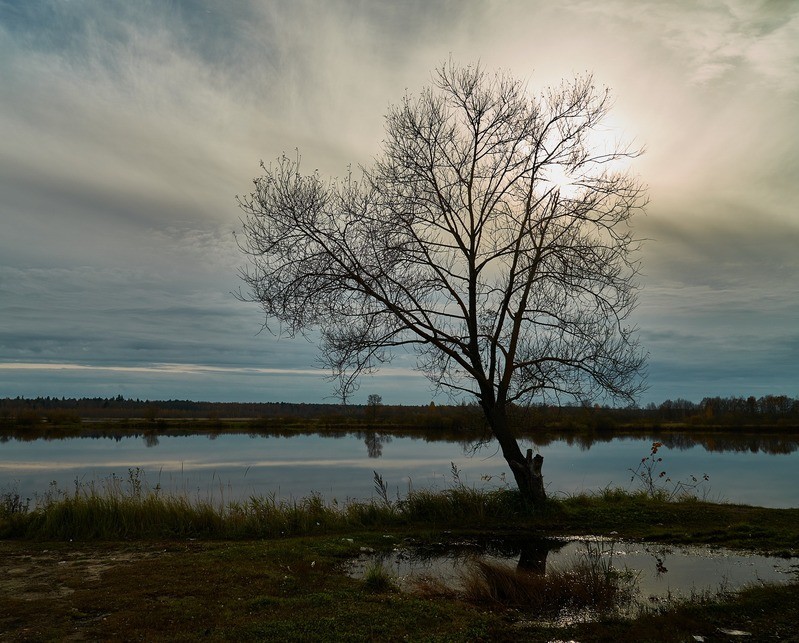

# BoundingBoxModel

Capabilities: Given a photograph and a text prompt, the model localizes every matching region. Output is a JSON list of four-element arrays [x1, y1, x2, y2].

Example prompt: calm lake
[[1, 431, 798, 508]]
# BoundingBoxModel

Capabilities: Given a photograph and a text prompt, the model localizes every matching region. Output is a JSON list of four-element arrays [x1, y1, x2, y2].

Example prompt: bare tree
[[366, 393, 382, 423], [237, 62, 647, 506]]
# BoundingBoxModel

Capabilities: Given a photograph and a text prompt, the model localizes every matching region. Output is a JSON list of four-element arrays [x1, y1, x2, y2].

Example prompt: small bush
[[629, 442, 710, 501]]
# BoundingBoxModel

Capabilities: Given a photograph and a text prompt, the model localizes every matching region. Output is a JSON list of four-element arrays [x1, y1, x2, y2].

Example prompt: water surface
[[348, 536, 798, 609], [1, 430, 797, 507]]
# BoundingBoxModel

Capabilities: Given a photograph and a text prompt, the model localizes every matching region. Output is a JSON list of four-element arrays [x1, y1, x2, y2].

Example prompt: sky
[[1, 0, 797, 406]]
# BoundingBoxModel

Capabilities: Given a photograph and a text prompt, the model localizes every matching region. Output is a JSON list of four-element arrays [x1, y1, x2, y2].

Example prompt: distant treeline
[[0, 396, 481, 433], [0, 395, 356, 421], [643, 395, 799, 422], [1, 394, 798, 431]]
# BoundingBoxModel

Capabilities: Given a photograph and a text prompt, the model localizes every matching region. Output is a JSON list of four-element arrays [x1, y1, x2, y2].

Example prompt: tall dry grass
[[1, 469, 527, 540], [461, 540, 638, 615]]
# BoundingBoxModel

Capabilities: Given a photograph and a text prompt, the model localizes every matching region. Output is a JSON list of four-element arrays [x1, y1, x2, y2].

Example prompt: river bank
[[2, 490, 797, 640]]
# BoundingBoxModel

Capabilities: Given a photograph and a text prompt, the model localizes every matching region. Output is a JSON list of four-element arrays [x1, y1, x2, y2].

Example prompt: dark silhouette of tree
[[237, 62, 648, 505], [366, 394, 382, 424]]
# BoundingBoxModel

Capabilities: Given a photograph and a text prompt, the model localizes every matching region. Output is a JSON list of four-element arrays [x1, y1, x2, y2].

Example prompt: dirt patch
[[0, 544, 158, 601]]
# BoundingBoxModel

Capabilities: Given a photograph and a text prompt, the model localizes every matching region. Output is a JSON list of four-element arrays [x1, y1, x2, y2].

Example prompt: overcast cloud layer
[[1, 0, 797, 405]]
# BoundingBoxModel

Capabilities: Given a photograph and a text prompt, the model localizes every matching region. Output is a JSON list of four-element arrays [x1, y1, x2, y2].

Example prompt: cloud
[[0, 362, 420, 378], [0, 360, 434, 404], [638, 207, 799, 290], [561, 0, 799, 88], [0, 362, 325, 376], [1, 0, 797, 404]]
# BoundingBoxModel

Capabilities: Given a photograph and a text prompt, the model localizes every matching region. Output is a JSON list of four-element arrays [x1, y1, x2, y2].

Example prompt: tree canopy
[[237, 62, 648, 503]]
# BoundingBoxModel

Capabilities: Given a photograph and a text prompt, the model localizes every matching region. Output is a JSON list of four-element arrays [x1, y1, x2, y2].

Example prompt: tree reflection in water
[[516, 539, 557, 573], [361, 432, 392, 458]]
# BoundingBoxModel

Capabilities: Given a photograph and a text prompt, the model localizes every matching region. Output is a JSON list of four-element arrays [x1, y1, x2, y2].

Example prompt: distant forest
[[1, 394, 798, 431]]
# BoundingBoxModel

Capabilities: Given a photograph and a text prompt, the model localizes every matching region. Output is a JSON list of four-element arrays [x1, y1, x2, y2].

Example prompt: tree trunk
[[510, 448, 546, 508], [483, 402, 546, 508]]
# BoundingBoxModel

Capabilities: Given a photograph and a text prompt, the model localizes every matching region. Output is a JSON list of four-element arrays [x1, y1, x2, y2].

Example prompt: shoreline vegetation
[[3, 396, 799, 640], [3, 479, 799, 554]]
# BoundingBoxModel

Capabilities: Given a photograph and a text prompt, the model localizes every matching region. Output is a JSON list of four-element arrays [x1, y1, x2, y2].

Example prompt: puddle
[[349, 536, 798, 607]]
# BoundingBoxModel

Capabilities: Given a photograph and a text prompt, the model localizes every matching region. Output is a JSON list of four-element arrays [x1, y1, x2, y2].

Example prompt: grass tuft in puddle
[[362, 562, 398, 593], [461, 557, 635, 616], [407, 539, 639, 618]]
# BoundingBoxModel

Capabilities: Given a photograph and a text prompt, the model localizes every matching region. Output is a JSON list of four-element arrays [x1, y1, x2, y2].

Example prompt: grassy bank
[[4, 480, 799, 553], [2, 485, 798, 641], [3, 534, 798, 642]]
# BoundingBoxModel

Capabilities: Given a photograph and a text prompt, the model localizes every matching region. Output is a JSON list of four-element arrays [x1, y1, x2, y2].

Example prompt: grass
[[1, 471, 530, 540], [551, 488, 799, 553], [362, 562, 398, 593], [3, 475, 799, 555], [0, 537, 495, 641], [1, 535, 797, 642], [2, 479, 799, 640], [17, 486, 518, 539]]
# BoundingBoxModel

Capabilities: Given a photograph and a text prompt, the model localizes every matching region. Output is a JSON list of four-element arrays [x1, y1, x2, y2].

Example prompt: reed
[[1, 471, 527, 540], [4, 491, 522, 540], [6, 474, 797, 552], [397, 486, 524, 523]]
